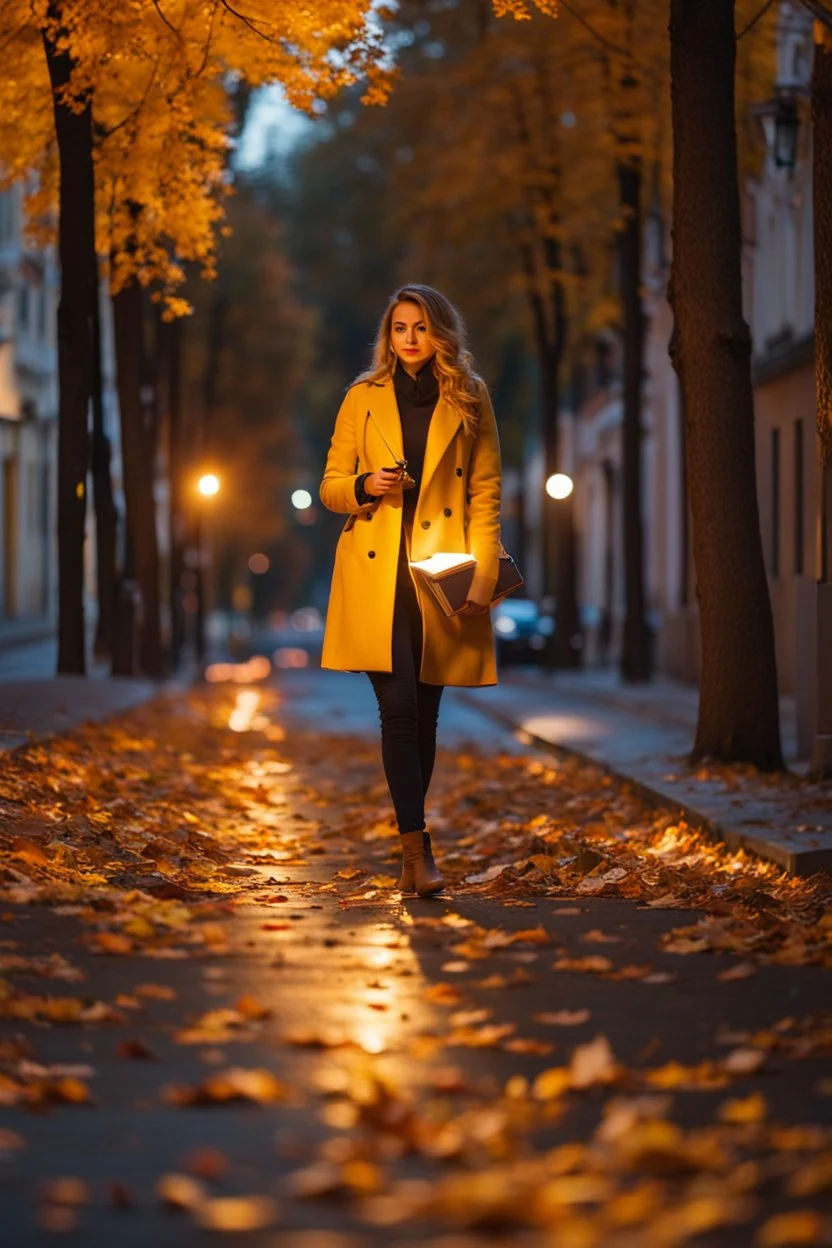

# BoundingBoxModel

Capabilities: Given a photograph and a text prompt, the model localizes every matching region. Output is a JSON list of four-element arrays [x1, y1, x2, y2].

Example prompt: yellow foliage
[[0, 0, 389, 310]]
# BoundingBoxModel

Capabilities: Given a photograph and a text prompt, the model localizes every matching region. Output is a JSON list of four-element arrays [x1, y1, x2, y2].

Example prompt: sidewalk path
[[461, 668, 832, 877], [0, 677, 159, 753], [0, 674, 829, 1246]]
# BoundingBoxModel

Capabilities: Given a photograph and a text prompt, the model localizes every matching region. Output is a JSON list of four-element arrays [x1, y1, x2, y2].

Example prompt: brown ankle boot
[[398, 830, 444, 897]]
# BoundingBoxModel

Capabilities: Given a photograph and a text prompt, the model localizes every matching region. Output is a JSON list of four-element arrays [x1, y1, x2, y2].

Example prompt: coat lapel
[[421, 395, 462, 491], [366, 380, 404, 464], [367, 377, 462, 488]]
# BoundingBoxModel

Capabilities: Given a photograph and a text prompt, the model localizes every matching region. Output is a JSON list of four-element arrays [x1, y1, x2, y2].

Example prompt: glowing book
[[409, 551, 523, 617]]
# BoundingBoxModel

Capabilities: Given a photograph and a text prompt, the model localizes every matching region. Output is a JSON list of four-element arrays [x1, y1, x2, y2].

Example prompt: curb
[[457, 691, 832, 879], [0, 625, 55, 654]]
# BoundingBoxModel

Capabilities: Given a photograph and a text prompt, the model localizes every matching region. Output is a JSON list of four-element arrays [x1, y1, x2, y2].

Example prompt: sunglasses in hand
[[383, 461, 417, 490]]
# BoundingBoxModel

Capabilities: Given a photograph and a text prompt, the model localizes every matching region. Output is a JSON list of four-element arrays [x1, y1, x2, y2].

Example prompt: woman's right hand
[[364, 467, 403, 497]]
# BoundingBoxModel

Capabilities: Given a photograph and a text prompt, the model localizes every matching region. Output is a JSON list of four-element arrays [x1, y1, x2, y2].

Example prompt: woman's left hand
[[459, 599, 490, 616]]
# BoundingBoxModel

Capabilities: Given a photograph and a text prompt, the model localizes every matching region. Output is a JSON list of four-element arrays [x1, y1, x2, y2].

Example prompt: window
[[771, 428, 780, 577], [794, 419, 804, 575], [18, 282, 29, 332], [0, 191, 13, 243], [36, 286, 47, 341]]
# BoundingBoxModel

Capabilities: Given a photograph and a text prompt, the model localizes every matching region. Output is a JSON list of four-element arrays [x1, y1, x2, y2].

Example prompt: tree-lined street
[[2, 1, 832, 1242]]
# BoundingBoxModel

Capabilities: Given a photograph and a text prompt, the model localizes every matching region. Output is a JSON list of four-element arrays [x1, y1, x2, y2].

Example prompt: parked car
[[493, 597, 554, 665]]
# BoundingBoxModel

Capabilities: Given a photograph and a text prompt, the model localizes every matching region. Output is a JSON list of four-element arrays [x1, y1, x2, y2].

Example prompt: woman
[[319, 284, 502, 897]]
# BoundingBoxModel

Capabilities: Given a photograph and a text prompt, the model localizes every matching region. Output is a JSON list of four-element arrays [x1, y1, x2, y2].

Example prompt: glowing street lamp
[[198, 472, 220, 498], [291, 488, 313, 510], [545, 472, 574, 501]]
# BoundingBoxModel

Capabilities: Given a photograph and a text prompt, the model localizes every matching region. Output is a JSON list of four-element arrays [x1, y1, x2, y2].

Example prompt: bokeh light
[[249, 553, 270, 575], [291, 488, 313, 510], [198, 473, 220, 497], [545, 472, 574, 500]]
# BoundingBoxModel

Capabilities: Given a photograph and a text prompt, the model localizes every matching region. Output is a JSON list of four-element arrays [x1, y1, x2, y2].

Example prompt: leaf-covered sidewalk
[[0, 678, 830, 1246]]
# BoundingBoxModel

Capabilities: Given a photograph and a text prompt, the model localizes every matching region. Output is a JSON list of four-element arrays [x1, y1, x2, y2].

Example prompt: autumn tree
[[0, 0, 389, 674]]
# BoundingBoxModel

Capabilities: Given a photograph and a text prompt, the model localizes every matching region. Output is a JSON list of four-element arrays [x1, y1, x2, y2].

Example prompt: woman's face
[[390, 302, 435, 370]]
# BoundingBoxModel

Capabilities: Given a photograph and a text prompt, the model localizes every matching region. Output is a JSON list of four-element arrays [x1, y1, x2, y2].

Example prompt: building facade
[[0, 184, 59, 630], [568, 1, 819, 754]]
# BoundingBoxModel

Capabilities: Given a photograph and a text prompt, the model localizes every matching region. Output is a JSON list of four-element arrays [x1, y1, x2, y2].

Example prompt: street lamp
[[772, 92, 800, 170], [192, 472, 221, 664], [198, 472, 220, 498], [546, 472, 574, 501], [752, 88, 804, 173]]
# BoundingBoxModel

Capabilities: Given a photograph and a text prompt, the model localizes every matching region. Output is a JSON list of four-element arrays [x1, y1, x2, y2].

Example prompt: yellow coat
[[319, 375, 502, 687]]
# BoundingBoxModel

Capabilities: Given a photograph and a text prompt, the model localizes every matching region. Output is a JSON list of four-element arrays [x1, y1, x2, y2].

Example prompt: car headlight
[[495, 616, 519, 639]]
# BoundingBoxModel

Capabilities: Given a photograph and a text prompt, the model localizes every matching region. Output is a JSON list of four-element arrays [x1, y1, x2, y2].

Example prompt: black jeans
[[366, 576, 444, 834]]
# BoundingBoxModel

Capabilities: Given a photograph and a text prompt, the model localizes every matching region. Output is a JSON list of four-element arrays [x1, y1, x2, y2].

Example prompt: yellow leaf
[[195, 1195, 278, 1232], [532, 1067, 572, 1100], [718, 1092, 767, 1123], [569, 1034, 621, 1089], [756, 1210, 824, 1246], [156, 1173, 207, 1211]]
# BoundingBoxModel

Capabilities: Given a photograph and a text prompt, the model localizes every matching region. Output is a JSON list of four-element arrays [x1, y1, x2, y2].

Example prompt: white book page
[[409, 552, 477, 575]]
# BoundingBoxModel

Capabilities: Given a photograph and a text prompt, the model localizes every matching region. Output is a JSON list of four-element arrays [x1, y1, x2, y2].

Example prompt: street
[[0, 670, 830, 1246]]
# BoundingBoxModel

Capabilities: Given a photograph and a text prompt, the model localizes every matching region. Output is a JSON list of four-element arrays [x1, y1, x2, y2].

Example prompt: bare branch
[[218, 0, 280, 45], [800, 0, 832, 27], [98, 60, 159, 140], [151, 0, 183, 41], [0, 20, 30, 56], [558, 0, 626, 58], [737, 0, 776, 40], [195, 0, 221, 78]]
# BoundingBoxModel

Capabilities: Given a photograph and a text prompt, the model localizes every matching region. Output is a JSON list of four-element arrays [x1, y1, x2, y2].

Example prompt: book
[[409, 551, 524, 617]]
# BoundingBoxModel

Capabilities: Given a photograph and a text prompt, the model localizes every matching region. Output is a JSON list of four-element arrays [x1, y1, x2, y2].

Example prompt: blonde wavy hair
[[357, 284, 483, 437]]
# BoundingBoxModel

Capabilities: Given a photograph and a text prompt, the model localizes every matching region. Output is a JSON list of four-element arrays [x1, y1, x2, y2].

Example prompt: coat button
[[364, 512, 373, 521], [421, 520, 431, 530], [456, 467, 463, 477], [368, 550, 376, 558], [443, 507, 452, 517]]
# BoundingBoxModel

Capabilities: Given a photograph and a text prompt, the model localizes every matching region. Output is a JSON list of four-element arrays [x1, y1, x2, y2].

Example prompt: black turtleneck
[[393, 357, 439, 523]]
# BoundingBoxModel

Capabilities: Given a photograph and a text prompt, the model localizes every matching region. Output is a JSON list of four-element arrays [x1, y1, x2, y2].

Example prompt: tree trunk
[[525, 275, 580, 668], [167, 317, 186, 672], [42, 10, 95, 674], [90, 277, 119, 659], [811, 24, 832, 777], [668, 0, 783, 769], [618, 159, 650, 681], [678, 379, 690, 607], [112, 278, 163, 677]]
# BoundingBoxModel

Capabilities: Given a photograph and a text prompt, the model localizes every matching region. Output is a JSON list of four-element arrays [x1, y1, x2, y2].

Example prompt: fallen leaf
[[534, 1009, 591, 1027], [40, 1177, 89, 1207], [157, 1173, 207, 1211], [195, 1195, 278, 1232], [553, 955, 614, 975], [532, 1067, 571, 1100], [717, 961, 758, 981], [569, 1035, 622, 1089], [718, 1092, 767, 1124], [755, 1210, 824, 1246], [116, 1039, 157, 1061], [184, 1146, 230, 1180]]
